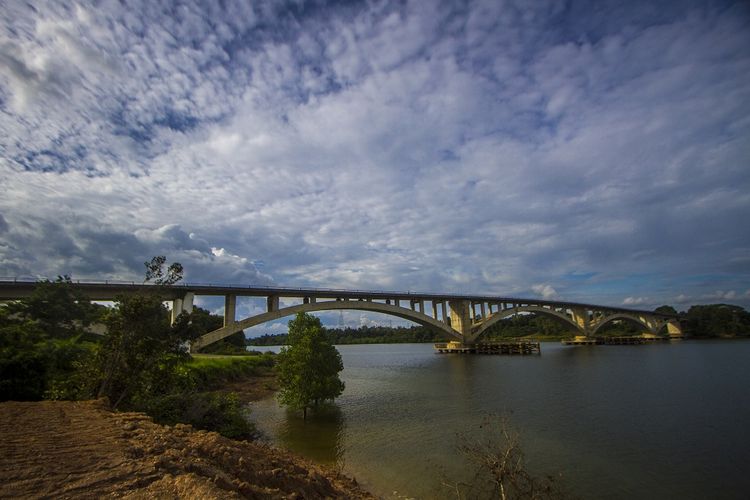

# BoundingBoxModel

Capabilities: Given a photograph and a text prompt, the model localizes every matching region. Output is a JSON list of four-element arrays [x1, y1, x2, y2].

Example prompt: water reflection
[[273, 404, 346, 467]]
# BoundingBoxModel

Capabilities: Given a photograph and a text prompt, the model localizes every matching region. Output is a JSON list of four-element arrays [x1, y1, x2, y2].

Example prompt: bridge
[[0, 279, 682, 350]]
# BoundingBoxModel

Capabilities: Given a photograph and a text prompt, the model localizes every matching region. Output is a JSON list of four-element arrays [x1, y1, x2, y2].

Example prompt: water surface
[[250, 341, 750, 499]]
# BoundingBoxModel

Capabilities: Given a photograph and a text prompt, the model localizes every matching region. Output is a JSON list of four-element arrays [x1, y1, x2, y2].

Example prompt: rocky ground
[[0, 399, 374, 499]]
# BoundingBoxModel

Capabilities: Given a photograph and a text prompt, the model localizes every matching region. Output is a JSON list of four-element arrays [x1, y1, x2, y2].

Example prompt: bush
[[143, 391, 257, 440], [0, 321, 97, 401], [43, 338, 98, 400]]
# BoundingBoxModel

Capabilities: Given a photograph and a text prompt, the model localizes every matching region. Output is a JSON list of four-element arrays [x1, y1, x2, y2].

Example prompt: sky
[[1, 0, 749, 330]]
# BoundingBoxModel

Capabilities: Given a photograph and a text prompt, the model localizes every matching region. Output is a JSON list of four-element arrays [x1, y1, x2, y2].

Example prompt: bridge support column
[[448, 300, 472, 343], [224, 295, 236, 327], [267, 295, 279, 312], [441, 301, 448, 324], [171, 292, 194, 325], [432, 301, 438, 320], [667, 321, 683, 338], [571, 307, 592, 337], [171, 298, 183, 324]]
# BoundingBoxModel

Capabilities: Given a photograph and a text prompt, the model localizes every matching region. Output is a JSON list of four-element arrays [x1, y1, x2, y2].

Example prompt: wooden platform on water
[[434, 341, 541, 355], [562, 336, 670, 346]]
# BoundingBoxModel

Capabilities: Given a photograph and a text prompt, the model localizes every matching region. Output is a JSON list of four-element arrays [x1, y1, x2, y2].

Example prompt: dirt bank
[[0, 399, 373, 499]]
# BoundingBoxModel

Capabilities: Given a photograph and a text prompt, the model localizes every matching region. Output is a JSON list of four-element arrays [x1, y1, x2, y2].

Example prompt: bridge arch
[[591, 314, 660, 336], [192, 299, 462, 350], [468, 305, 582, 343]]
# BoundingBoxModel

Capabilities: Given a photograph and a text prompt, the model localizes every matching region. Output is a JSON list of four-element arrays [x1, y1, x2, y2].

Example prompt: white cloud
[[623, 297, 648, 306], [532, 284, 559, 299], [704, 290, 738, 301], [0, 0, 749, 315]]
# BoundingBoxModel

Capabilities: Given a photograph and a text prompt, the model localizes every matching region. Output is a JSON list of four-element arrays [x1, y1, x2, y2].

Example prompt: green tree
[[655, 305, 678, 315], [685, 304, 750, 337], [191, 306, 248, 354], [276, 313, 344, 419], [9, 276, 100, 338], [0, 278, 99, 401], [94, 257, 199, 409]]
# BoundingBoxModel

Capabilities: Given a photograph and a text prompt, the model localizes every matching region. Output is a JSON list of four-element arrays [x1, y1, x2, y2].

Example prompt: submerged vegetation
[[445, 414, 570, 500]]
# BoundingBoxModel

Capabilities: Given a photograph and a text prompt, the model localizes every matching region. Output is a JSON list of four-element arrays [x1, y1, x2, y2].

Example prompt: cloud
[[623, 297, 649, 306], [532, 284, 559, 299], [1, 0, 750, 321], [704, 290, 738, 301]]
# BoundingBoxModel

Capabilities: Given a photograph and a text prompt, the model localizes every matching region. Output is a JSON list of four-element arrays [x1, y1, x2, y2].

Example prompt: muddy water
[[250, 341, 750, 499]]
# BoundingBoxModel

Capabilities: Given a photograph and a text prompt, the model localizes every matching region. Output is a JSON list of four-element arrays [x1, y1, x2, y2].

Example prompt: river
[[249, 340, 750, 499]]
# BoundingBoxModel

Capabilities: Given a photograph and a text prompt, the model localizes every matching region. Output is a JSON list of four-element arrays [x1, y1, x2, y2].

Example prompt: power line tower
[[338, 310, 345, 329]]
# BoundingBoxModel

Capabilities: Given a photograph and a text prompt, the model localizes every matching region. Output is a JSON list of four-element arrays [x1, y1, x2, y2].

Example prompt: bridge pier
[[267, 295, 279, 312], [170, 292, 194, 325], [666, 321, 683, 338], [571, 307, 593, 337], [448, 300, 473, 344], [224, 294, 236, 327]]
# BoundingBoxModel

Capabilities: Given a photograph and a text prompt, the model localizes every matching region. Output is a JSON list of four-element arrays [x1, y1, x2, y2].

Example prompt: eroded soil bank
[[0, 399, 373, 499]]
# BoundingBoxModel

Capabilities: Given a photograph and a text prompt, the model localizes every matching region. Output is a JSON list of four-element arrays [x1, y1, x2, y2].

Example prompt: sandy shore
[[0, 399, 374, 499]]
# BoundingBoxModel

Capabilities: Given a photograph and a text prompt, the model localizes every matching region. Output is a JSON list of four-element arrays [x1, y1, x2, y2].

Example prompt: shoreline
[[0, 399, 374, 499]]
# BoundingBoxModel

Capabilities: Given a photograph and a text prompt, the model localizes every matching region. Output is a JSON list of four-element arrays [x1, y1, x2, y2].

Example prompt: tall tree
[[276, 313, 344, 419], [95, 256, 198, 408], [11, 276, 98, 339], [655, 305, 678, 315]]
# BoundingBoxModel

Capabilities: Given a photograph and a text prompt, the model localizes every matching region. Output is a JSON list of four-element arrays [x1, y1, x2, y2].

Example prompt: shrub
[[143, 391, 257, 440]]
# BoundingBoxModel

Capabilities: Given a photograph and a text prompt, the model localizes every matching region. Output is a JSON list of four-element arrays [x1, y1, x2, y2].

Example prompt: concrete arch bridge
[[0, 280, 682, 349]]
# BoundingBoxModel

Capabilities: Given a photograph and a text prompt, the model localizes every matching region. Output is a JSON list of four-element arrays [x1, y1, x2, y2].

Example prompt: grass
[[186, 352, 275, 390]]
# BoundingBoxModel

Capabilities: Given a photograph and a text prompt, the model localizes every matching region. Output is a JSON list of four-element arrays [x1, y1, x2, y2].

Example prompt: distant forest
[[247, 303, 750, 345]]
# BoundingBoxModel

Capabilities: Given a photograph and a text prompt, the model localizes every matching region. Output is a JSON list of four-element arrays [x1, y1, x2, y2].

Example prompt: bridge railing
[[0, 277, 503, 299], [0, 277, 430, 295], [0, 277, 677, 318]]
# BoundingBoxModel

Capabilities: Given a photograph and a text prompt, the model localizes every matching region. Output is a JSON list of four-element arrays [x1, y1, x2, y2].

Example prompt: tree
[[10, 276, 99, 339], [144, 256, 184, 285], [190, 306, 247, 354], [655, 305, 678, 315], [0, 277, 100, 401], [685, 304, 750, 337], [94, 256, 199, 409], [276, 312, 344, 419]]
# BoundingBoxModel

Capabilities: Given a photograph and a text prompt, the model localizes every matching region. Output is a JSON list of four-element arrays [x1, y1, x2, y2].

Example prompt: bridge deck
[[0, 279, 674, 317]]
